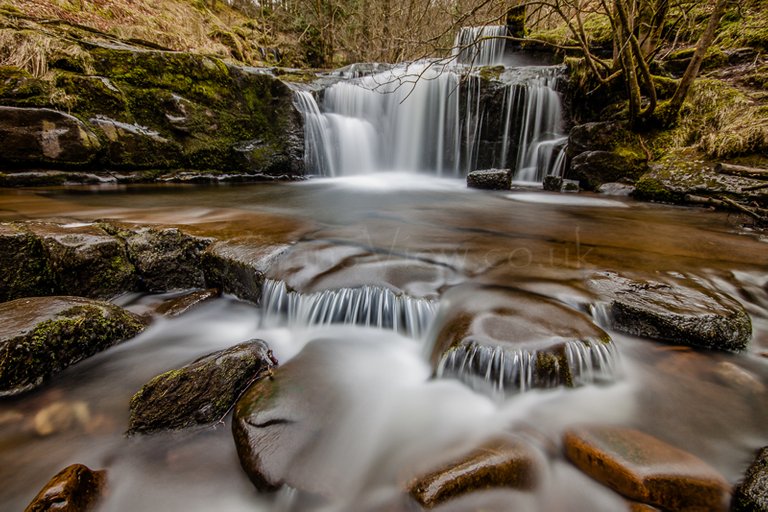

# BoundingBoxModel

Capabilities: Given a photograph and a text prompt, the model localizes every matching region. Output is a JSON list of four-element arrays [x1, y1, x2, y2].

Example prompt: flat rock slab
[[467, 169, 512, 190], [0, 296, 147, 397], [153, 288, 221, 317], [408, 434, 543, 508], [24, 463, 106, 512], [564, 425, 729, 511], [732, 446, 768, 512], [129, 339, 277, 434], [203, 241, 288, 303], [431, 285, 616, 394], [589, 272, 752, 351]]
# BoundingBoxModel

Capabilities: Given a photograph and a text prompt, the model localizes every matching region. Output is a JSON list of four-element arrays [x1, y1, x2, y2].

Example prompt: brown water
[[1, 174, 767, 511]]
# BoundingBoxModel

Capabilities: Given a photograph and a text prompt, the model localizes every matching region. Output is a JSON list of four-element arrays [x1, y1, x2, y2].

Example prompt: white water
[[453, 25, 509, 66]]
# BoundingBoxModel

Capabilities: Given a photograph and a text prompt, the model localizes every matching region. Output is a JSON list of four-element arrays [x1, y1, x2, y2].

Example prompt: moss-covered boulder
[[0, 296, 147, 396], [430, 285, 617, 395], [588, 271, 752, 351], [128, 339, 277, 434], [0, 106, 101, 167], [0, 223, 56, 303], [123, 227, 211, 292], [24, 463, 106, 512], [25, 222, 137, 298], [732, 446, 768, 512], [408, 434, 543, 508], [564, 425, 730, 511]]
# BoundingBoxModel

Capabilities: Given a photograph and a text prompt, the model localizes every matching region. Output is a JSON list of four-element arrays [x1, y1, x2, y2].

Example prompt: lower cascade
[[295, 32, 568, 181], [259, 279, 438, 339]]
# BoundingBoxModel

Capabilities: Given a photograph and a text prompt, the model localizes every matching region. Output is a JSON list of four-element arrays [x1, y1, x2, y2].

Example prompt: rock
[[588, 272, 752, 351], [430, 285, 617, 395], [0, 223, 56, 302], [154, 288, 221, 317], [203, 242, 288, 303], [713, 361, 765, 394], [732, 447, 768, 512], [33, 400, 90, 437], [567, 122, 636, 157], [26, 222, 137, 298], [467, 169, 512, 190], [124, 227, 210, 292], [24, 463, 106, 512], [90, 116, 182, 168], [128, 339, 276, 434], [543, 175, 563, 191], [562, 178, 580, 192], [0, 296, 147, 396], [598, 182, 636, 196], [570, 151, 647, 190], [563, 425, 730, 511], [0, 106, 101, 166], [408, 434, 542, 508]]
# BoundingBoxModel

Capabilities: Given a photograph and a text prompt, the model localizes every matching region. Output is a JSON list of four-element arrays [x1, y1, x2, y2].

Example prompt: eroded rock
[[588, 272, 752, 351], [564, 425, 729, 511], [24, 463, 106, 512], [408, 434, 543, 508], [467, 169, 512, 190], [0, 296, 147, 396], [732, 447, 768, 512], [203, 242, 288, 303], [129, 339, 276, 434]]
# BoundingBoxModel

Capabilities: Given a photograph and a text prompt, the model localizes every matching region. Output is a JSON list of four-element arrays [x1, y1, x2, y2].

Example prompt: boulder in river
[[732, 446, 768, 512], [408, 434, 543, 508], [0, 223, 56, 302], [588, 272, 752, 351], [430, 285, 617, 395], [24, 463, 106, 512], [467, 169, 512, 190], [0, 296, 147, 397], [128, 339, 277, 434], [203, 242, 288, 303], [563, 425, 730, 511]]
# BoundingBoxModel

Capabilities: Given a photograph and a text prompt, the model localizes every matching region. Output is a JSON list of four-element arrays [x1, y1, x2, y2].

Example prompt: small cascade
[[260, 279, 438, 339], [436, 338, 619, 396], [453, 25, 508, 66]]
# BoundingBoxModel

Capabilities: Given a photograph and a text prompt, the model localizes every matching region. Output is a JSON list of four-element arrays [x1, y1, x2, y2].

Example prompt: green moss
[[478, 65, 505, 81], [633, 175, 681, 203]]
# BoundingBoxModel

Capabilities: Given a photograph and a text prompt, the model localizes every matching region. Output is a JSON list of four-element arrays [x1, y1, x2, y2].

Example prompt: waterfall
[[452, 25, 508, 67], [260, 279, 438, 339], [436, 338, 620, 396]]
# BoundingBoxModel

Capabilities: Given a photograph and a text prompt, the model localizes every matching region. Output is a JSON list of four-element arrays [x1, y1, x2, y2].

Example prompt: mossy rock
[[0, 222, 56, 302], [633, 175, 683, 203], [54, 73, 130, 120], [128, 339, 277, 434], [0, 296, 147, 396], [0, 66, 52, 106]]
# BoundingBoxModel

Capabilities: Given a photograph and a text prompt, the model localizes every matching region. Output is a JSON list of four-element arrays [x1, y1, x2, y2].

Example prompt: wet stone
[[467, 169, 512, 190], [24, 463, 106, 512], [0, 296, 147, 397], [129, 339, 277, 434], [202, 241, 288, 303], [408, 434, 543, 508], [430, 285, 617, 395], [589, 272, 752, 351], [153, 288, 221, 317], [0, 223, 56, 302], [563, 425, 730, 511], [732, 446, 768, 512]]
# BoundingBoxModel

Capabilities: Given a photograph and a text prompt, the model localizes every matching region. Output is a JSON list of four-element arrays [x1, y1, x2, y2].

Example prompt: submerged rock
[[0, 296, 147, 397], [408, 434, 543, 508], [430, 285, 617, 394], [467, 169, 512, 190], [129, 339, 276, 434], [732, 447, 768, 512], [588, 272, 752, 351], [563, 425, 730, 511], [24, 463, 106, 512]]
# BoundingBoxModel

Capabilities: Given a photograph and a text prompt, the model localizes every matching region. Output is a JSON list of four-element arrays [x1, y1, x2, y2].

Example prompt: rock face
[[563, 425, 730, 511], [0, 106, 101, 166], [24, 463, 106, 512], [566, 122, 647, 190], [430, 285, 617, 395], [732, 447, 768, 512], [124, 227, 210, 292], [467, 169, 512, 190], [408, 435, 543, 508], [203, 242, 288, 303], [0, 296, 147, 396], [0, 223, 56, 302], [128, 340, 276, 434], [588, 272, 752, 351]]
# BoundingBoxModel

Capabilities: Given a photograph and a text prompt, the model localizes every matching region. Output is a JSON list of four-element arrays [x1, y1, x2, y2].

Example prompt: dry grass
[[0, 28, 93, 76]]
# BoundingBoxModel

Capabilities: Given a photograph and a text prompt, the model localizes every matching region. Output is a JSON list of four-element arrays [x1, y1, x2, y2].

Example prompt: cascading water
[[260, 279, 438, 339], [293, 25, 569, 181]]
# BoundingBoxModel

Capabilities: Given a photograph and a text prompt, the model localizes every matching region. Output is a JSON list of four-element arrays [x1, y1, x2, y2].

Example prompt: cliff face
[[0, 12, 305, 182]]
